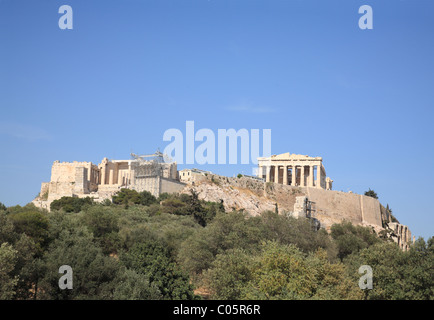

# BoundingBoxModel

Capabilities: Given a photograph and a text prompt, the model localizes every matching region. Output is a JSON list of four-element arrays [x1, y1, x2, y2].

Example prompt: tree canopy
[[0, 194, 431, 300], [364, 189, 378, 199]]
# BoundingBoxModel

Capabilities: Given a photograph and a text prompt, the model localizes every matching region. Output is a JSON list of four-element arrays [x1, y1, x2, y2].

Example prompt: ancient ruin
[[179, 168, 211, 184], [33, 151, 185, 210], [257, 152, 333, 190], [33, 150, 413, 250]]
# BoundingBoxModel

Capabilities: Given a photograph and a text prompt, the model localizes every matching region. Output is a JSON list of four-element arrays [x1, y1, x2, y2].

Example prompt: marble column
[[265, 166, 270, 182], [309, 165, 314, 187], [317, 165, 322, 188], [101, 167, 106, 185], [109, 169, 114, 185], [118, 170, 123, 185], [291, 165, 296, 186], [283, 165, 288, 185], [300, 166, 305, 187], [274, 165, 279, 183]]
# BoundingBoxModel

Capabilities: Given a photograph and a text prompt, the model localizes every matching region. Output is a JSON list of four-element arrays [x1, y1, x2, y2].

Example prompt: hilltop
[[178, 172, 411, 250]]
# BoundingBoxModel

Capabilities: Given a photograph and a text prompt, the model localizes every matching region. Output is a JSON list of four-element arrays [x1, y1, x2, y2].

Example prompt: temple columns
[[101, 167, 106, 185], [309, 165, 314, 187], [317, 165, 322, 188], [291, 166, 296, 186], [109, 169, 114, 185], [300, 166, 305, 187]]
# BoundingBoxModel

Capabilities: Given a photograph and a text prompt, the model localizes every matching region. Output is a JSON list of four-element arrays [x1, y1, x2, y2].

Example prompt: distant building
[[179, 168, 211, 184], [257, 152, 333, 190], [33, 152, 185, 210]]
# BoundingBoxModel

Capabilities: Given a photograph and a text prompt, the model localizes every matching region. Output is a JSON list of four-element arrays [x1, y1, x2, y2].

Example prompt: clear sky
[[0, 0, 433, 240]]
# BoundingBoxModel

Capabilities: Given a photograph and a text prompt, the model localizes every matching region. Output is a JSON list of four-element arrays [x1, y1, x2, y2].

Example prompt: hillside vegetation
[[0, 190, 432, 300]]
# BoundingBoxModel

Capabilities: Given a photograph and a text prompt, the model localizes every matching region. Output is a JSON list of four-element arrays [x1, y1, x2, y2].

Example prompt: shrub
[[50, 196, 94, 213], [364, 189, 378, 199], [112, 189, 157, 206], [330, 221, 380, 260], [0, 202, 7, 211], [121, 240, 198, 300]]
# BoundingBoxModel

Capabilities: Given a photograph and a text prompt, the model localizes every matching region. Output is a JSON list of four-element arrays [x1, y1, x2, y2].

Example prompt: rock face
[[32, 159, 413, 251], [183, 179, 277, 215], [180, 174, 306, 215], [179, 173, 413, 250]]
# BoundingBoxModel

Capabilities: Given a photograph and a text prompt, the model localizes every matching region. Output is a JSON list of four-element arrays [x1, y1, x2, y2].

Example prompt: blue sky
[[0, 0, 433, 240]]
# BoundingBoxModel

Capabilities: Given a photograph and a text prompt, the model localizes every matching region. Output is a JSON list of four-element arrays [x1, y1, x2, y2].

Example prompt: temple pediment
[[271, 153, 320, 160]]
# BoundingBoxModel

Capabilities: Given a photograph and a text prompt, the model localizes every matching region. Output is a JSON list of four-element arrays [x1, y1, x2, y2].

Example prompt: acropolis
[[32, 151, 413, 250], [33, 151, 185, 210], [257, 152, 333, 190]]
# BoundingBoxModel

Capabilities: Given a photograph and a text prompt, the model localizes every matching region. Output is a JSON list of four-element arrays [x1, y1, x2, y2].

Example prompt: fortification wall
[[182, 174, 384, 232], [51, 161, 93, 182], [303, 187, 382, 231], [161, 178, 186, 194]]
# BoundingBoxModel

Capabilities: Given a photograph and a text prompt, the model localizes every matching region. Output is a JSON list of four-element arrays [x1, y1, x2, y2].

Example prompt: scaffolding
[[129, 150, 173, 196], [130, 149, 173, 178], [305, 198, 321, 231]]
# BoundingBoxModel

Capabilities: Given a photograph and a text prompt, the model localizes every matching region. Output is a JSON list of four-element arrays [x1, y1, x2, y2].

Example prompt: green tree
[[11, 234, 39, 299], [112, 189, 157, 207], [178, 210, 338, 278], [343, 240, 433, 300], [160, 198, 187, 215], [178, 211, 265, 275], [139, 191, 158, 206], [112, 189, 141, 206], [364, 189, 378, 199], [0, 243, 19, 299], [0, 211, 42, 299], [203, 248, 253, 299], [38, 226, 121, 300], [111, 268, 162, 300], [399, 237, 433, 299], [330, 221, 380, 260], [157, 192, 171, 202], [8, 210, 50, 255], [121, 240, 197, 300], [81, 206, 120, 254], [241, 241, 362, 300], [184, 190, 211, 227], [0, 211, 18, 244], [259, 211, 337, 259], [160, 191, 219, 227], [50, 196, 94, 213], [0, 202, 7, 211]]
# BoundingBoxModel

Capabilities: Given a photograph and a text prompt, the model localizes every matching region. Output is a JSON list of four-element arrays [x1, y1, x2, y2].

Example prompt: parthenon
[[257, 152, 333, 190]]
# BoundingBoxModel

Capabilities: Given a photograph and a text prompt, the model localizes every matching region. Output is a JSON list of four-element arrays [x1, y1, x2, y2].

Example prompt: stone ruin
[[33, 151, 185, 210], [32, 150, 414, 251]]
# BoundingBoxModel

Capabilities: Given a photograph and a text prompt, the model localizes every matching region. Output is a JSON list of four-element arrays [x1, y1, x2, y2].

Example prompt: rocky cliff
[[179, 174, 412, 250]]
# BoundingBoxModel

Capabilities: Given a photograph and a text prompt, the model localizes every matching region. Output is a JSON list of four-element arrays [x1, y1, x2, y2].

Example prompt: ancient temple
[[257, 152, 333, 190]]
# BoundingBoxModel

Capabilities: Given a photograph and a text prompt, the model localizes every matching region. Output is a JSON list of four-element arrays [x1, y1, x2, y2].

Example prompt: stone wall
[[182, 173, 387, 234], [133, 176, 161, 197], [303, 187, 383, 232], [33, 157, 184, 210], [387, 222, 412, 251], [161, 177, 186, 195]]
